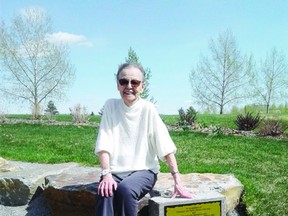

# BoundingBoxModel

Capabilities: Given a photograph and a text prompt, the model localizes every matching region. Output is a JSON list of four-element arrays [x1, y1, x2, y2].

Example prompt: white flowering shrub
[[69, 104, 90, 123]]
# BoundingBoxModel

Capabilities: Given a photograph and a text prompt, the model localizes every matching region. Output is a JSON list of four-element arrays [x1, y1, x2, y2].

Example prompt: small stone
[[0, 167, 17, 172], [0, 157, 8, 167]]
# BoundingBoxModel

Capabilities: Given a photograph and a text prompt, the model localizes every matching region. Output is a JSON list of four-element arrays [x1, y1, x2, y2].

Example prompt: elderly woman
[[95, 62, 192, 216]]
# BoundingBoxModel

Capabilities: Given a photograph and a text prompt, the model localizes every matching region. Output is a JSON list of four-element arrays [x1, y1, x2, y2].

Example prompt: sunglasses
[[118, 78, 142, 87]]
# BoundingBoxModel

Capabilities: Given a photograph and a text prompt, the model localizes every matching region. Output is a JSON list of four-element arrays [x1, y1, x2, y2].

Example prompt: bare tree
[[190, 30, 251, 114], [250, 48, 288, 114], [0, 7, 75, 119]]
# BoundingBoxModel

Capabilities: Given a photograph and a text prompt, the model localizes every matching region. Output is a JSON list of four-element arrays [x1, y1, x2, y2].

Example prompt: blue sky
[[1, 0, 288, 114]]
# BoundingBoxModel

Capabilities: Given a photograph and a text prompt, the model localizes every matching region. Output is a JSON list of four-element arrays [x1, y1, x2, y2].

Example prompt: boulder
[[43, 166, 99, 216], [0, 159, 78, 206], [153, 173, 244, 214], [44, 168, 244, 215], [0, 159, 245, 216]]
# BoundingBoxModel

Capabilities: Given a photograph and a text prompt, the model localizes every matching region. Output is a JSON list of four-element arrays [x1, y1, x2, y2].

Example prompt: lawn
[[0, 114, 287, 215]]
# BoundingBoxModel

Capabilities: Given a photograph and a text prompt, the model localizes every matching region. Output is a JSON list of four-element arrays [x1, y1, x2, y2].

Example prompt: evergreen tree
[[125, 47, 154, 101], [45, 100, 59, 115]]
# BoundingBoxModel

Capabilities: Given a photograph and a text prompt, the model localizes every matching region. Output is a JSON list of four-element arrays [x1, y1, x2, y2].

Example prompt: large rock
[[44, 166, 99, 216], [43, 168, 244, 215], [0, 159, 245, 215], [154, 173, 244, 214], [0, 159, 78, 206]]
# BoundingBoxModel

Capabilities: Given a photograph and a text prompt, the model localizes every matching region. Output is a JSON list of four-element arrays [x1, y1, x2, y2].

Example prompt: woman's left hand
[[172, 183, 194, 198]]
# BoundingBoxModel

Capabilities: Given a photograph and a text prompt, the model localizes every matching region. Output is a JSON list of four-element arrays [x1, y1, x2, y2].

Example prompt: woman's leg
[[115, 170, 157, 216], [95, 195, 114, 216], [95, 174, 122, 216]]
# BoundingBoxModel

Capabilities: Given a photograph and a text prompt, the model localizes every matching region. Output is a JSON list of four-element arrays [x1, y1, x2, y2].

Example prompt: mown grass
[[6, 113, 288, 131], [166, 131, 287, 215], [6, 114, 102, 123], [160, 114, 238, 128], [1, 115, 288, 215], [0, 124, 98, 165]]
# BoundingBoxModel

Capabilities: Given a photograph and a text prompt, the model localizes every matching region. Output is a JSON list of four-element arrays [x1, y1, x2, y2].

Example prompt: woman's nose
[[127, 81, 132, 88]]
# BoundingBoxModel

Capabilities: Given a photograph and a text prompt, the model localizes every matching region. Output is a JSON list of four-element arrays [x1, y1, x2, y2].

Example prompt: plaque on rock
[[165, 201, 222, 216], [149, 192, 225, 216]]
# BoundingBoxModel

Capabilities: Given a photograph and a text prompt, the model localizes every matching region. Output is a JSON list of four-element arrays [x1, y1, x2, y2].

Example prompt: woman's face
[[117, 66, 145, 106]]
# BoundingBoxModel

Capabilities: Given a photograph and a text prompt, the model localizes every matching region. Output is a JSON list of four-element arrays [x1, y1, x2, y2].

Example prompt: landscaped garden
[[0, 113, 287, 215]]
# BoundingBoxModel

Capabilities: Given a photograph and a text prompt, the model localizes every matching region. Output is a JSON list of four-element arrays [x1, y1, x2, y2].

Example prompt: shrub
[[234, 112, 262, 131], [178, 106, 197, 130], [186, 106, 197, 125], [0, 112, 7, 123], [258, 119, 288, 136], [69, 104, 90, 123], [210, 125, 224, 136]]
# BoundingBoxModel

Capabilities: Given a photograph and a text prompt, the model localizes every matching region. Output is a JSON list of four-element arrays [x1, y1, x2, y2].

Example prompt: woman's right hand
[[97, 174, 118, 197]]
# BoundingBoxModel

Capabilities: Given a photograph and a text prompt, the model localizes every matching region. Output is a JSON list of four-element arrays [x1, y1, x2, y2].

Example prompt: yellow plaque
[[165, 201, 221, 216]]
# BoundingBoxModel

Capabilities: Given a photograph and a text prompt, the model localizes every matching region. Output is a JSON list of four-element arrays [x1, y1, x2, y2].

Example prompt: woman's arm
[[165, 153, 193, 198], [97, 151, 117, 197]]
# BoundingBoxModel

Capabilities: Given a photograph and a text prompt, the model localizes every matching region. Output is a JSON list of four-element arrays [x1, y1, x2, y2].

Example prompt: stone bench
[[0, 158, 245, 215]]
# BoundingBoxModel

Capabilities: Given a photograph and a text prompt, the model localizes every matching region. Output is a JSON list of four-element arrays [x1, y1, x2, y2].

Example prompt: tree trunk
[[33, 102, 41, 120], [266, 104, 269, 114]]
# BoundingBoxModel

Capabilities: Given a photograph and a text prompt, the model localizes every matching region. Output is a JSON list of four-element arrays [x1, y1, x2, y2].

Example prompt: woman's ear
[[141, 82, 146, 92]]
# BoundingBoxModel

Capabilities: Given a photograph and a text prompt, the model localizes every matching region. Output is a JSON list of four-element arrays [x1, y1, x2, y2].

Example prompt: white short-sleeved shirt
[[95, 98, 176, 174]]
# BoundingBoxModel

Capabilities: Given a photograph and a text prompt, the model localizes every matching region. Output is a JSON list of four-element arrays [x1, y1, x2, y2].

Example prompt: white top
[[95, 98, 176, 174]]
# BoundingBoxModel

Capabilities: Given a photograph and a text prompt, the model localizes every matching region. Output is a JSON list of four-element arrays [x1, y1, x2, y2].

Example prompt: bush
[[210, 125, 224, 137], [69, 104, 90, 123], [0, 112, 7, 123], [178, 106, 197, 130], [258, 119, 288, 136], [234, 112, 262, 131]]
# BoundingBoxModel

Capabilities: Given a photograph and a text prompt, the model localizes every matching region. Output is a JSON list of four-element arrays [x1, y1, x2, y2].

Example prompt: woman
[[95, 62, 192, 216]]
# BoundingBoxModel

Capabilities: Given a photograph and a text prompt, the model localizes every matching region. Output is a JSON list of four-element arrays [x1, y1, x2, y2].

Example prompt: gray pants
[[95, 170, 157, 216]]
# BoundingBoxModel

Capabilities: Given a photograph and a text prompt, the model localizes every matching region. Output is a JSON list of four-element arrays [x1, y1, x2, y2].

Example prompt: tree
[[44, 100, 59, 120], [45, 100, 59, 115], [190, 30, 251, 114], [0, 7, 75, 119], [125, 47, 156, 103], [250, 48, 288, 114]]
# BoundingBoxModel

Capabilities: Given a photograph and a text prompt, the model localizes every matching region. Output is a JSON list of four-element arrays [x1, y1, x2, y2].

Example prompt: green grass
[[7, 113, 288, 131], [1, 115, 287, 215], [5, 114, 102, 123], [196, 114, 239, 129], [6, 113, 239, 127], [166, 131, 287, 215], [161, 114, 239, 129], [0, 123, 99, 165]]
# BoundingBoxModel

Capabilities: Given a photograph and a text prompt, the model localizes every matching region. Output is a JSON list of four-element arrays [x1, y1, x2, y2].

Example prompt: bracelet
[[171, 171, 179, 176]]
